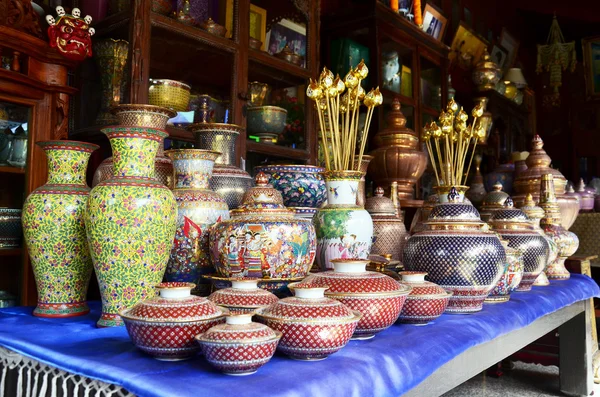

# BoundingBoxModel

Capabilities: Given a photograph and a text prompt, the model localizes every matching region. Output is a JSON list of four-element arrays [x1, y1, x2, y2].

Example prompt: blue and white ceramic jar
[[403, 187, 505, 314], [253, 165, 327, 209]]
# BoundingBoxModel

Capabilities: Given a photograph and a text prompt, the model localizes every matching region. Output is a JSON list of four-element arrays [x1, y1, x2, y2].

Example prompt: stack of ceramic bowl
[[208, 278, 279, 314], [254, 165, 326, 221], [208, 173, 316, 293], [246, 82, 287, 144], [397, 271, 451, 325], [196, 312, 281, 375], [92, 105, 176, 188], [190, 122, 253, 210], [303, 258, 411, 339], [255, 282, 361, 360], [0, 208, 21, 248], [120, 282, 227, 361]]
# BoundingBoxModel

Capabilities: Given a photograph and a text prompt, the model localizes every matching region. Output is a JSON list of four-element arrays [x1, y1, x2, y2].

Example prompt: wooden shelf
[[150, 12, 237, 53], [93, 10, 131, 38], [246, 141, 310, 161], [382, 89, 415, 106], [0, 166, 25, 175], [166, 126, 194, 143], [249, 49, 312, 81], [0, 248, 21, 257], [421, 105, 441, 116]]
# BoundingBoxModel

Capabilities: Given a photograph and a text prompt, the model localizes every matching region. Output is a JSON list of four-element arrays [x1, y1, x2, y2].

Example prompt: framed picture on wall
[[582, 36, 600, 99], [421, 3, 448, 41], [449, 22, 489, 70], [499, 28, 519, 70], [490, 45, 508, 69], [249, 4, 267, 51]]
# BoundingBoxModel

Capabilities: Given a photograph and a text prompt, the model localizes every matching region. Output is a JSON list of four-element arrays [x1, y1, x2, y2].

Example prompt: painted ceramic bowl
[[246, 106, 287, 135], [403, 188, 506, 314], [255, 283, 361, 360], [489, 199, 549, 292], [111, 104, 176, 129], [254, 165, 327, 208], [303, 259, 411, 339], [120, 282, 227, 361], [0, 208, 21, 248], [209, 173, 316, 280], [485, 243, 524, 303], [397, 271, 452, 325], [208, 278, 279, 314], [148, 79, 191, 112], [196, 312, 281, 376], [204, 275, 302, 298]]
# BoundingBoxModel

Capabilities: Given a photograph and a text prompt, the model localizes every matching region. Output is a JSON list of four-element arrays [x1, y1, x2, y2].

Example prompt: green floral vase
[[85, 127, 177, 327], [22, 140, 99, 317]]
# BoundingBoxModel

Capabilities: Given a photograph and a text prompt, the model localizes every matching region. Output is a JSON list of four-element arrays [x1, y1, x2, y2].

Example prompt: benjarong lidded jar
[[22, 141, 99, 317], [209, 172, 316, 279], [85, 127, 177, 327], [164, 149, 230, 295], [488, 197, 550, 291], [403, 187, 505, 314]]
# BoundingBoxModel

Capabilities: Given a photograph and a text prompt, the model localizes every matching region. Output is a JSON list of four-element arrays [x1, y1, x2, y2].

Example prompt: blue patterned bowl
[[247, 106, 287, 135], [254, 165, 327, 208]]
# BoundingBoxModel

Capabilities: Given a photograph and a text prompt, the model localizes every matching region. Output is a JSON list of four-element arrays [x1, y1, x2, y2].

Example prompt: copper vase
[[368, 98, 427, 202]]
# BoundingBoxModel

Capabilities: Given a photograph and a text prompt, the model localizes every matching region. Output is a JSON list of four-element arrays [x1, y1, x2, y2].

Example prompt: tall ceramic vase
[[164, 149, 230, 295], [315, 171, 373, 270], [22, 141, 99, 317], [85, 127, 177, 327], [93, 39, 129, 125]]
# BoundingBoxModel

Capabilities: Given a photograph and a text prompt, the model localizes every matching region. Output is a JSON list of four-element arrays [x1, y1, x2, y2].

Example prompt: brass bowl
[[111, 104, 176, 129], [200, 18, 227, 37], [148, 79, 191, 112], [275, 44, 303, 67], [249, 37, 262, 50]]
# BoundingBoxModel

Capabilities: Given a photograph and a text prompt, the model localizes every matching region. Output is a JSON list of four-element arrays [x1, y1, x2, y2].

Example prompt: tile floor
[[443, 361, 599, 396]]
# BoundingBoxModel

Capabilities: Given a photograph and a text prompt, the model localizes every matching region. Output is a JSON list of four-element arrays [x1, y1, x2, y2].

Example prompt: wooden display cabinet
[[0, 13, 77, 305], [322, 1, 449, 209], [71, 0, 320, 172]]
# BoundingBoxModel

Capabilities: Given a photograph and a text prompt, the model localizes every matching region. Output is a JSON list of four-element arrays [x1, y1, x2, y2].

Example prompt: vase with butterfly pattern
[[314, 171, 373, 270]]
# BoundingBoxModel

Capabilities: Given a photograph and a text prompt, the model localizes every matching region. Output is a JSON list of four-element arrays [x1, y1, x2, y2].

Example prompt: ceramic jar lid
[[121, 282, 226, 322], [398, 272, 451, 298], [425, 188, 486, 230], [474, 49, 501, 74], [365, 187, 397, 216], [482, 182, 509, 209], [576, 179, 594, 199], [231, 172, 293, 217], [196, 313, 280, 344], [258, 283, 358, 322], [519, 193, 545, 221], [306, 259, 411, 297], [208, 278, 279, 310], [513, 135, 567, 194], [489, 197, 534, 230]]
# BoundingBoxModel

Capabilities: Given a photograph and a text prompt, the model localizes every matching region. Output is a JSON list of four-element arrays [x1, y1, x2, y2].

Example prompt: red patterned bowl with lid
[[196, 312, 281, 376], [208, 278, 279, 314], [303, 259, 412, 339], [397, 271, 452, 325], [120, 282, 227, 361], [255, 282, 361, 361]]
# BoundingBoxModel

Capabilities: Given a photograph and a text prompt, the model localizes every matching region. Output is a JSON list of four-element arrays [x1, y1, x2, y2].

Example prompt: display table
[[0, 275, 598, 397]]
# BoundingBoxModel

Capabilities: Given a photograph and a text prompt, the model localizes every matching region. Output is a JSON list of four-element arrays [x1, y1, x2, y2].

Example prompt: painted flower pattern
[[22, 141, 98, 317], [254, 166, 327, 208]]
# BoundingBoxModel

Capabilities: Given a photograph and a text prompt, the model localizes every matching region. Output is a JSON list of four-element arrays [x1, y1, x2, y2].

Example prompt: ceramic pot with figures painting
[[314, 171, 374, 270], [163, 149, 230, 296]]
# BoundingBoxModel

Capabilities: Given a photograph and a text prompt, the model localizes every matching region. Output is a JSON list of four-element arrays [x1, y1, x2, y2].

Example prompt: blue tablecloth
[[0, 275, 598, 397]]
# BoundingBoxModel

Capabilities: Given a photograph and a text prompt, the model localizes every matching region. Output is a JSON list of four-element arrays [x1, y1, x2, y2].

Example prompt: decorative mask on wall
[[46, 7, 95, 61]]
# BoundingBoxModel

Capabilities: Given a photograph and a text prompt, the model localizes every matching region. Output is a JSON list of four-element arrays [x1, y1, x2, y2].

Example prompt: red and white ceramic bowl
[[196, 312, 281, 375], [397, 271, 452, 325], [120, 282, 227, 361], [208, 278, 279, 314], [255, 283, 361, 361], [303, 259, 412, 339]]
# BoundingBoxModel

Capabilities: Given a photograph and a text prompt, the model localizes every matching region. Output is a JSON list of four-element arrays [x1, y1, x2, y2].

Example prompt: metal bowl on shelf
[[247, 106, 287, 144]]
